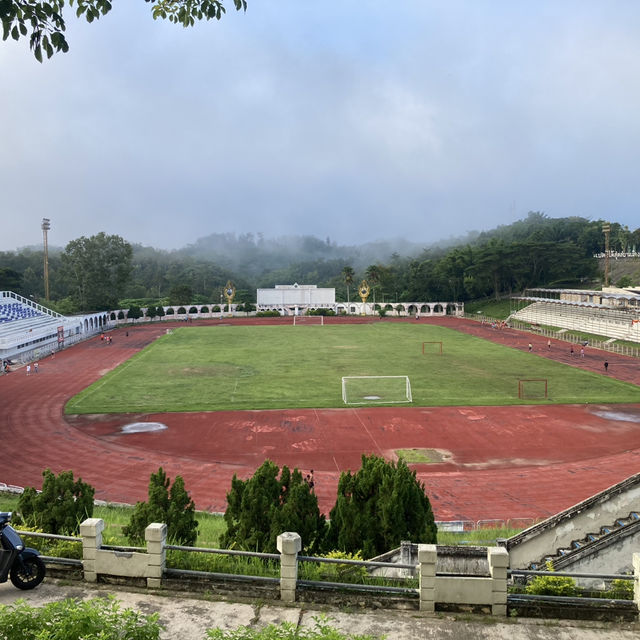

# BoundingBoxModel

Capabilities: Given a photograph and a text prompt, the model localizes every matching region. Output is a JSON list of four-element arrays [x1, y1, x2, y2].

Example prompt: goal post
[[422, 341, 443, 355], [342, 376, 413, 405], [293, 315, 324, 325], [518, 378, 548, 400]]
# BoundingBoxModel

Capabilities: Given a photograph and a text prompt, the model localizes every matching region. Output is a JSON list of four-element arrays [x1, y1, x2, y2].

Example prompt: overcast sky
[[1, 1, 639, 252]]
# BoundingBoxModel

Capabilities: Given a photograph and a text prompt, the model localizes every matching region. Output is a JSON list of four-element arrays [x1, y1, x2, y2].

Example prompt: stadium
[[2, 287, 640, 537]]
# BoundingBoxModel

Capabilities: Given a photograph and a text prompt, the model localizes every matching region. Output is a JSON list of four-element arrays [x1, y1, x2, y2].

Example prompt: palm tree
[[342, 266, 354, 305], [365, 264, 381, 305]]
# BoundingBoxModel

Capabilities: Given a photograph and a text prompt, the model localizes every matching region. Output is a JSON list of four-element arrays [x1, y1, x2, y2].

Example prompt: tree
[[123, 467, 198, 545], [168, 284, 192, 305], [0, 267, 22, 292], [222, 460, 326, 553], [341, 265, 354, 305], [60, 233, 132, 311], [18, 469, 94, 535], [365, 265, 381, 304], [1, 0, 248, 62], [127, 304, 142, 321], [326, 455, 437, 558]]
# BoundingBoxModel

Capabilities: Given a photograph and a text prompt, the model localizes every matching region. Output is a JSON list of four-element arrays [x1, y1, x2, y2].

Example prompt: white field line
[[231, 376, 240, 402], [351, 408, 384, 456]]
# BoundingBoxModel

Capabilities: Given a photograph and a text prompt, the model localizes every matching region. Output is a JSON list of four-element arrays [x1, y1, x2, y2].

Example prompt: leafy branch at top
[[0, 0, 247, 62]]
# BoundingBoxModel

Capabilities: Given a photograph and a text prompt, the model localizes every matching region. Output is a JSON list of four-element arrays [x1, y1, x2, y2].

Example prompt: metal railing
[[7, 528, 638, 614]]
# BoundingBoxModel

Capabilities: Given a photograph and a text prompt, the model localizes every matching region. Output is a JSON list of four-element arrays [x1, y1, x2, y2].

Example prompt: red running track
[[1, 316, 640, 523]]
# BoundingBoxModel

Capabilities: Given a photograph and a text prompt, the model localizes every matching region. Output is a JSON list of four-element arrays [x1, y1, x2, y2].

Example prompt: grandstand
[[511, 288, 640, 343], [0, 291, 110, 365]]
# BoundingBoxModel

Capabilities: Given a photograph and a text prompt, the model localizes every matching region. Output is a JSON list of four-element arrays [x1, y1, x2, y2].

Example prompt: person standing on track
[[604, 360, 609, 372]]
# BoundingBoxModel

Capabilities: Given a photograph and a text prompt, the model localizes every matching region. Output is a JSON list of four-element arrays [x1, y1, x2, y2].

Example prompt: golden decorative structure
[[224, 281, 236, 314], [358, 280, 370, 307]]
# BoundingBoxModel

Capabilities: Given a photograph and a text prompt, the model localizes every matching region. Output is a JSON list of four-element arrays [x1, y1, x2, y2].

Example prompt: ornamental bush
[[326, 454, 437, 558], [222, 460, 326, 553], [18, 469, 94, 535], [123, 468, 198, 545], [524, 574, 578, 597]]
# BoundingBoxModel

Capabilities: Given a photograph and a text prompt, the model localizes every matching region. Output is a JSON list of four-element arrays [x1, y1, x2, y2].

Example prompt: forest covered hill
[[1, 213, 638, 312]]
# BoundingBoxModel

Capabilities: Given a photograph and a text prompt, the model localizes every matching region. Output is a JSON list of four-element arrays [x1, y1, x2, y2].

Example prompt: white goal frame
[[341, 375, 413, 405], [293, 315, 324, 325]]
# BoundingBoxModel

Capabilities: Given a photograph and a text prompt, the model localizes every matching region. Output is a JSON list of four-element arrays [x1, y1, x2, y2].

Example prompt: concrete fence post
[[633, 553, 640, 610], [277, 532, 301, 603], [80, 518, 104, 583], [488, 546, 509, 616], [418, 544, 437, 613], [145, 523, 167, 588]]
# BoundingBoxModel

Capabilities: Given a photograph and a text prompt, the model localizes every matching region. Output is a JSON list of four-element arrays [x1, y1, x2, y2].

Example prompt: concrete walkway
[[1, 580, 639, 640]]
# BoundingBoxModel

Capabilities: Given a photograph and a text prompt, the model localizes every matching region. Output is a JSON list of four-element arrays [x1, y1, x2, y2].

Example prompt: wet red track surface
[[2, 316, 640, 523]]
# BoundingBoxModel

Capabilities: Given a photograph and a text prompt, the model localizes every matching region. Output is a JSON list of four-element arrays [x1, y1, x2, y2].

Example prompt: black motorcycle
[[0, 512, 46, 590]]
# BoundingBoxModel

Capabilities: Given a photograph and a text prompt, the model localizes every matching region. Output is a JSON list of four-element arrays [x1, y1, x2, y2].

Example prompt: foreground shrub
[[222, 461, 326, 554], [17, 525, 83, 560], [207, 615, 379, 639], [606, 578, 634, 600], [524, 574, 578, 597], [123, 468, 198, 546], [0, 597, 162, 640], [18, 469, 94, 535], [327, 454, 437, 558]]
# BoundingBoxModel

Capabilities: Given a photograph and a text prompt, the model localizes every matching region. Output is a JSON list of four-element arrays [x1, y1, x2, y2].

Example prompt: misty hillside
[[177, 233, 430, 277], [2, 213, 639, 312]]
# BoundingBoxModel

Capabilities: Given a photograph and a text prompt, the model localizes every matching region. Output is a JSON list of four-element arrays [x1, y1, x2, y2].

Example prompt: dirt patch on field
[[396, 448, 453, 464]]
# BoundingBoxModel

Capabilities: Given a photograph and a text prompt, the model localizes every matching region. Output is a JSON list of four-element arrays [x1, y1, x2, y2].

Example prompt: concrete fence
[[73, 519, 639, 616]]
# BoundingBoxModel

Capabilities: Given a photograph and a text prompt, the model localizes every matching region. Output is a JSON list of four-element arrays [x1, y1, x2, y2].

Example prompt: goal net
[[422, 341, 443, 355], [518, 378, 548, 400], [293, 315, 324, 325], [342, 376, 413, 405]]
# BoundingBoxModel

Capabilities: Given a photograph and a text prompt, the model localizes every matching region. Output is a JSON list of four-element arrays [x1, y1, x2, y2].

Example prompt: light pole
[[602, 223, 611, 287], [41, 218, 51, 300]]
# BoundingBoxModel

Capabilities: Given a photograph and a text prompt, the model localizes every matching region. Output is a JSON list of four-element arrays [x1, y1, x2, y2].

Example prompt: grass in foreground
[[65, 324, 640, 414], [0, 493, 226, 547], [2, 491, 522, 549]]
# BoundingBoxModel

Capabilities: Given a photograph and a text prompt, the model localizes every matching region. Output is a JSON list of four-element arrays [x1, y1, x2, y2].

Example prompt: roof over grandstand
[[520, 288, 640, 303]]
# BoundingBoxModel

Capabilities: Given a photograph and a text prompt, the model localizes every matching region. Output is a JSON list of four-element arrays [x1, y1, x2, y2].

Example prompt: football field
[[65, 323, 640, 414]]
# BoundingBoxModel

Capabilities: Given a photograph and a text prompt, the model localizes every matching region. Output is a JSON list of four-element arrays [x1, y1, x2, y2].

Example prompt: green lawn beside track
[[65, 324, 640, 414]]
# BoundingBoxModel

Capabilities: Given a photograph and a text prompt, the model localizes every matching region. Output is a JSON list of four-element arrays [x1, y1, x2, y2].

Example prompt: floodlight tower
[[41, 218, 51, 300], [602, 222, 611, 287]]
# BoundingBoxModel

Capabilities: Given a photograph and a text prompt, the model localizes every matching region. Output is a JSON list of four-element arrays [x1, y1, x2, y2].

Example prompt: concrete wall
[[553, 520, 640, 579], [75, 519, 639, 617], [504, 474, 640, 569]]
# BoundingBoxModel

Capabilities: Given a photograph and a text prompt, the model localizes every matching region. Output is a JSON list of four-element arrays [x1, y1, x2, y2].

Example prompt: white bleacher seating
[[512, 301, 640, 342]]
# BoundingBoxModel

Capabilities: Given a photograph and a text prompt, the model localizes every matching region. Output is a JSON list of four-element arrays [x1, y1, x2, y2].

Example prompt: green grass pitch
[[65, 324, 640, 414]]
